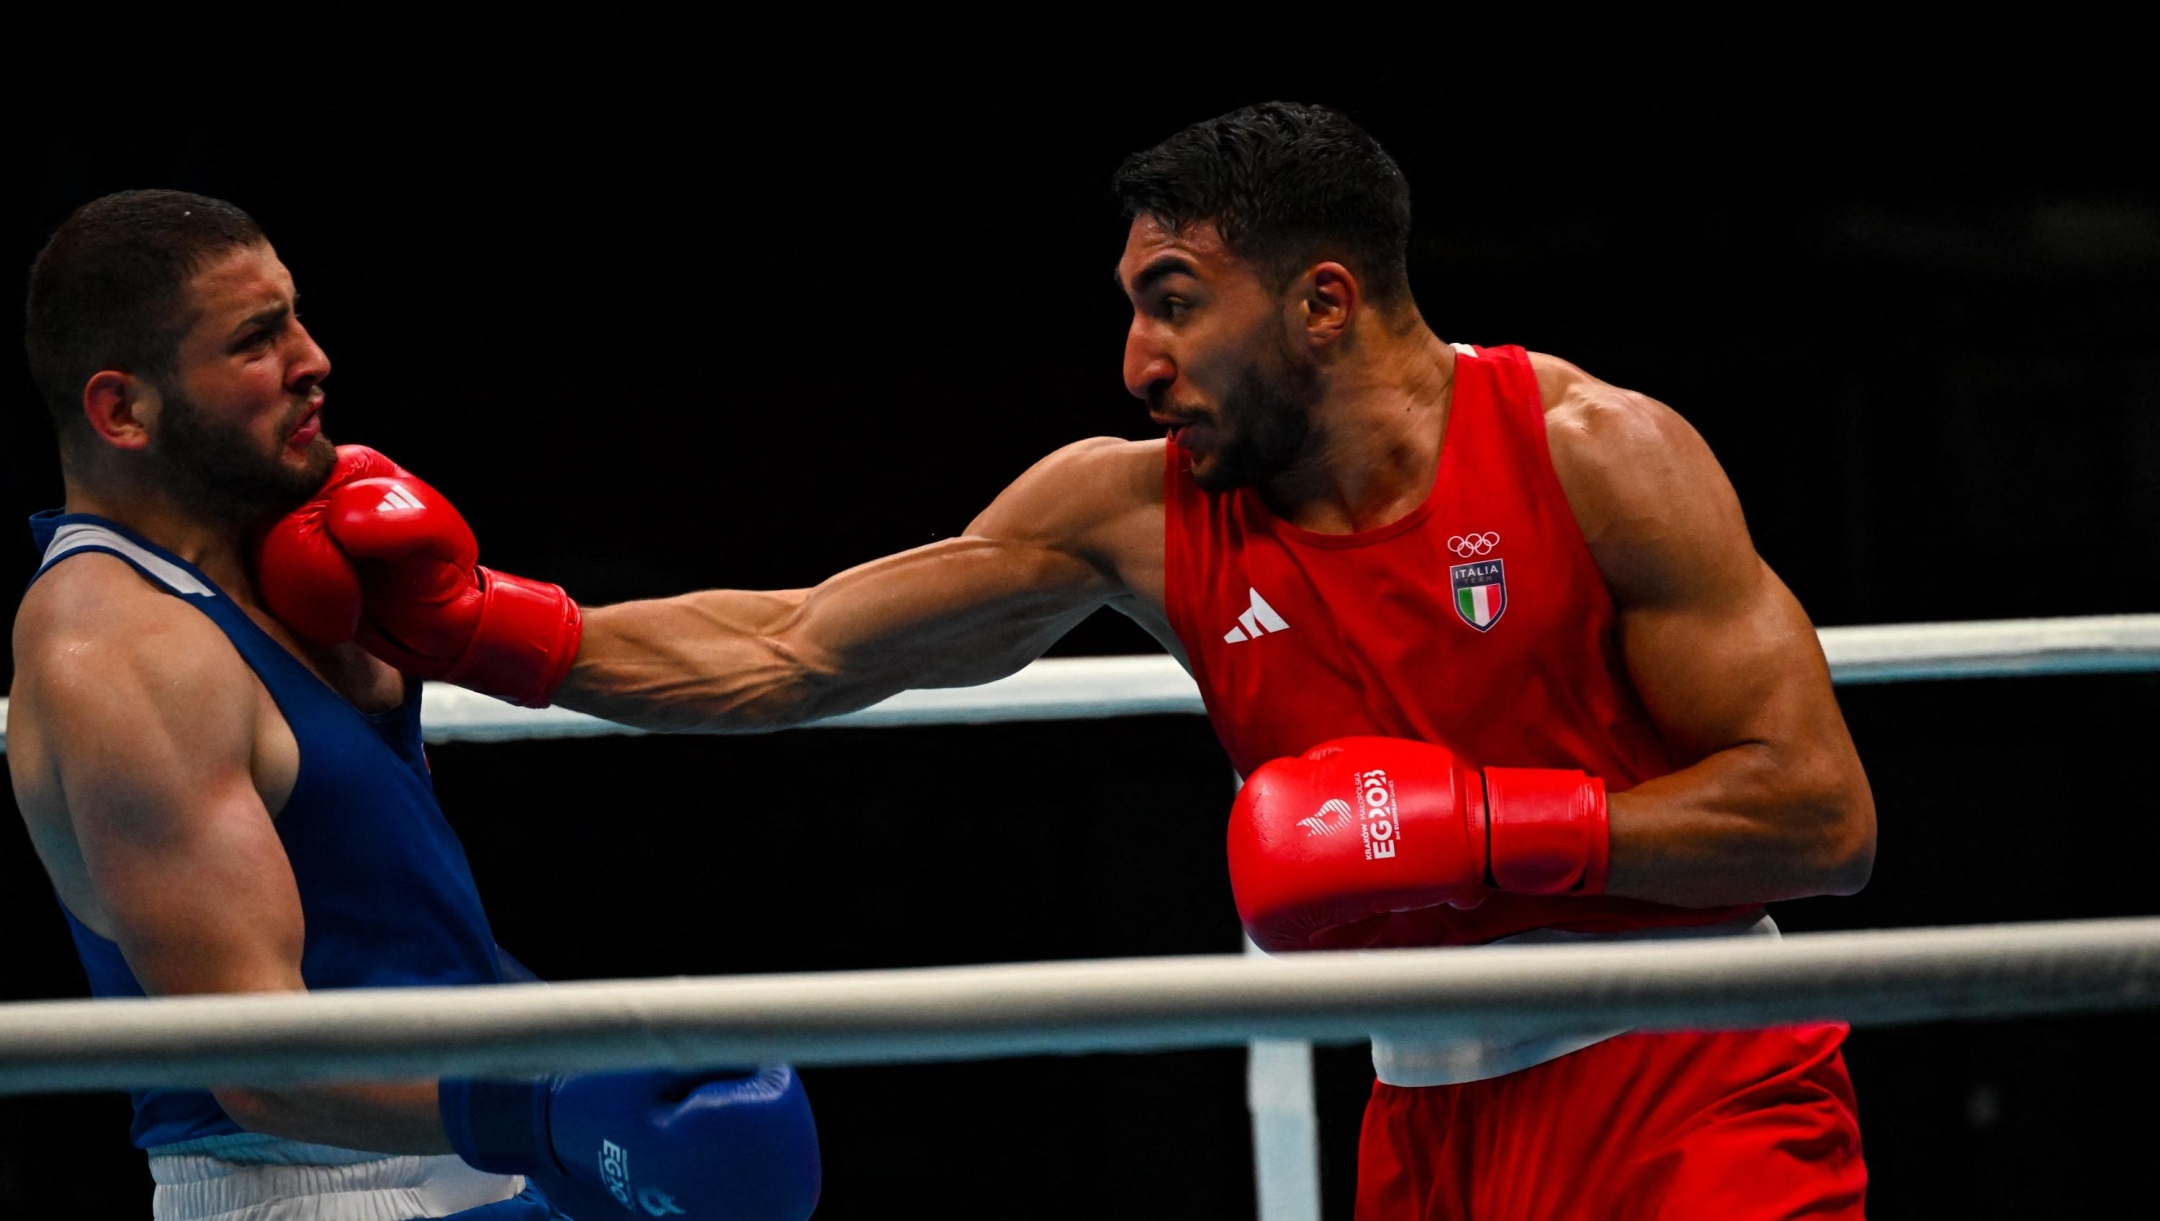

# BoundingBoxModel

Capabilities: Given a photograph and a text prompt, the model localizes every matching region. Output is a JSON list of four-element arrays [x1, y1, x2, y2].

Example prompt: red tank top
[[1164, 344, 1756, 946]]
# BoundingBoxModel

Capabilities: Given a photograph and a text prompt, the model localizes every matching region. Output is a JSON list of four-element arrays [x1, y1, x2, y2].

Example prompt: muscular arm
[[12, 568, 448, 1154], [1539, 357, 1876, 908], [556, 438, 1162, 732]]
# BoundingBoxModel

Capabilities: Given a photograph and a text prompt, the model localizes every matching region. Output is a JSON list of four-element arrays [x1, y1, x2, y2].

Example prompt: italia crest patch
[[1450, 559, 1507, 631]]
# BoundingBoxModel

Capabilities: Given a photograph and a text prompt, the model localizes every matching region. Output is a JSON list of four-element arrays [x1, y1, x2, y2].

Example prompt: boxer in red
[[258, 102, 1875, 1217]]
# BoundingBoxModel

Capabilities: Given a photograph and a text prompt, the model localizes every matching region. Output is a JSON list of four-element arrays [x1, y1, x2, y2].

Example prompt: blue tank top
[[26, 511, 508, 1149]]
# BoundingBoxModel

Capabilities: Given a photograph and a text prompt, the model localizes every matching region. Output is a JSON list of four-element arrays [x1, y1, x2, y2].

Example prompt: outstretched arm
[[555, 437, 1159, 732], [1540, 356, 1875, 908]]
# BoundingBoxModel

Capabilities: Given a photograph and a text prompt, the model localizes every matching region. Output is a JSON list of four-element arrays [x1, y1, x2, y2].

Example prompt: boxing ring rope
[[1, 916, 2158, 1095], [0, 614, 2155, 752]]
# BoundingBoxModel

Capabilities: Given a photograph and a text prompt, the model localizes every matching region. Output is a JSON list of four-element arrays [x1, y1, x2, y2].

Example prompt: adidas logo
[[1222, 587, 1289, 644], [1298, 798, 1354, 836], [376, 486, 425, 513]]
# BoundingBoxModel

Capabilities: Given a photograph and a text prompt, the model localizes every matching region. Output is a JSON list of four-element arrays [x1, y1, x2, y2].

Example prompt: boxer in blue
[[7, 190, 821, 1220]]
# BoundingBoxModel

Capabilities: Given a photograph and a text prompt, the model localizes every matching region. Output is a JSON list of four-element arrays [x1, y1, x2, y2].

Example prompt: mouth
[[286, 403, 323, 448], [1154, 415, 1214, 453]]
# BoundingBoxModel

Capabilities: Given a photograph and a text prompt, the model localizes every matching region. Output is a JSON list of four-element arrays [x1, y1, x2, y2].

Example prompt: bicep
[[1559, 393, 1841, 762], [37, 636, 304, 997], [782, 535, 1112, 686], [779, 439, 1138, 686], [1615, 559, 1839, 764]]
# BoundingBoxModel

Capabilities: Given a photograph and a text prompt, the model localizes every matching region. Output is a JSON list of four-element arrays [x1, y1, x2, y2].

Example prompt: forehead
[[1118, 215, 1243, 283], [185, 242, 292, 314]]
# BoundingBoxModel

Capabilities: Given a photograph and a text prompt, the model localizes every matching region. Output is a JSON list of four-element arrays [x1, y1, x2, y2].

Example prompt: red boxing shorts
[[1357, 1024, 1864, 1220]]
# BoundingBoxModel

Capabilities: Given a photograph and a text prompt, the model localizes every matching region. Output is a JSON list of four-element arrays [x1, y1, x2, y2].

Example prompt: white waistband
[[1370, 912, 1779, 1087], [148, 1141, 522, 1221]]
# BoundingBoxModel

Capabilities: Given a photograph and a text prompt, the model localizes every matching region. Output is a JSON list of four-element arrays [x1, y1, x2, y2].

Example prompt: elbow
[[753, 637, 856, 730], [1808, 785, 1877, 898], [611, 636, 830, 735], [711, 632, 866, 733], [1817, 824, 1875, 897], [211, 1087, 284, 1136]]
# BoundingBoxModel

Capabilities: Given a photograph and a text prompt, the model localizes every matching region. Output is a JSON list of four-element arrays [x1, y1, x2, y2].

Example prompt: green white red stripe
[[1458, 583, 1501, 627]]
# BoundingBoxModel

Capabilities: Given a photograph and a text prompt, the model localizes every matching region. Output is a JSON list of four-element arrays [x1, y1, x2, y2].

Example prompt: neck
[[1261, 324, 1458, 534], [61, 472, 261, 603]]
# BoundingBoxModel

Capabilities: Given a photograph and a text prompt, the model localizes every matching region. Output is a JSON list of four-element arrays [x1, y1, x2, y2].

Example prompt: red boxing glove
[[253, 446, 409, 647], [255, 446, 582, 708], [325, 461, 581, 708], [1226, 737, 1609, 954]]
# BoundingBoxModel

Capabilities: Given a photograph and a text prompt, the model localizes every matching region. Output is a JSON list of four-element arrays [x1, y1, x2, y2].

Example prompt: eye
[[1162, 297, 1193, 320], [238, 320, 287, 353]]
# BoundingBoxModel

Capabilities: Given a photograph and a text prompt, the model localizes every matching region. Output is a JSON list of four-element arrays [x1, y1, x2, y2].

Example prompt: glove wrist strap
[[439, 1077, 557, 1178], [1482, 768, 1609, 895], [445, 570, 584, 708]]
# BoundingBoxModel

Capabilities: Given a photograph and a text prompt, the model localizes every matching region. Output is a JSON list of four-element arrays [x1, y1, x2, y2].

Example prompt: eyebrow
[[1118, 255, 1199, 297], [229, 303, 290, 339]]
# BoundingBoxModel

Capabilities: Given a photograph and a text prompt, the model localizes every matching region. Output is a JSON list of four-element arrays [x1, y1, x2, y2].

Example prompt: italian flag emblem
[[1450, 560, 1507, 631]]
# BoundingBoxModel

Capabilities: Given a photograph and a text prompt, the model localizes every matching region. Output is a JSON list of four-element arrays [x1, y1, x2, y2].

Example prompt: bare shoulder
[[1009, 436, 1165, 512], [968, 436, 1165, 543], [1526, 351, 1753, 602], [14, 553, 255, 742], [17, 552, 234, 675], [1528, 352, 1715, 504]]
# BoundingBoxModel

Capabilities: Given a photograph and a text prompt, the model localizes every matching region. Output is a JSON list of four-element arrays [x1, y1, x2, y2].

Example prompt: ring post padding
[[1246, 934, 1323, 1221]]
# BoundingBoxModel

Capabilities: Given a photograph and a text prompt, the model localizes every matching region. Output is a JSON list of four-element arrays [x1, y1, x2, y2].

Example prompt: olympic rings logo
[[1448, 532, 1500, 557]]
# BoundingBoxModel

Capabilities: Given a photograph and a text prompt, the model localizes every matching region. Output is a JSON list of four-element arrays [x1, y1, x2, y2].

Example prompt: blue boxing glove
[[440, 1066, 820, 1220]]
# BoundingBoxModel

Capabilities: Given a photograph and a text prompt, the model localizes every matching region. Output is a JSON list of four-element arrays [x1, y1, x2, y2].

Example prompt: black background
[[3, 48, 2157, 1218]]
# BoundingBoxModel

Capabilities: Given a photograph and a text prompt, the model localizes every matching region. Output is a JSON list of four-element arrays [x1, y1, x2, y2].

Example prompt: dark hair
[[24, 189, 266, 439], [1113, 102, 1414, 309]]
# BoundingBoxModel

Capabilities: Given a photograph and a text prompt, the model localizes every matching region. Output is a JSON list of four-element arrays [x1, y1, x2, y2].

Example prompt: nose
[[287, 318, 332, 392], [1123, 320, 1174, 403]]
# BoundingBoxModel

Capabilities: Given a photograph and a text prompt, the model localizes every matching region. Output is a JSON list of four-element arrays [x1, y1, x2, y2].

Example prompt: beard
[[1188, 336, 1320, 493], [151, 382, 334, 524]]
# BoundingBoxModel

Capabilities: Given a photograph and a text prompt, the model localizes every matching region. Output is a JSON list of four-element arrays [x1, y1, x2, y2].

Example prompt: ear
[[1294, 261, 1360, 348], [81, 371, 157, 451]]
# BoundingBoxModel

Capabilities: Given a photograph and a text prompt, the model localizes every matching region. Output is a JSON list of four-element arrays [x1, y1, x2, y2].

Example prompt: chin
[[248, 437, 336, 514], [1188, 452, 1246, 494], [291, 434, 337, 477]]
